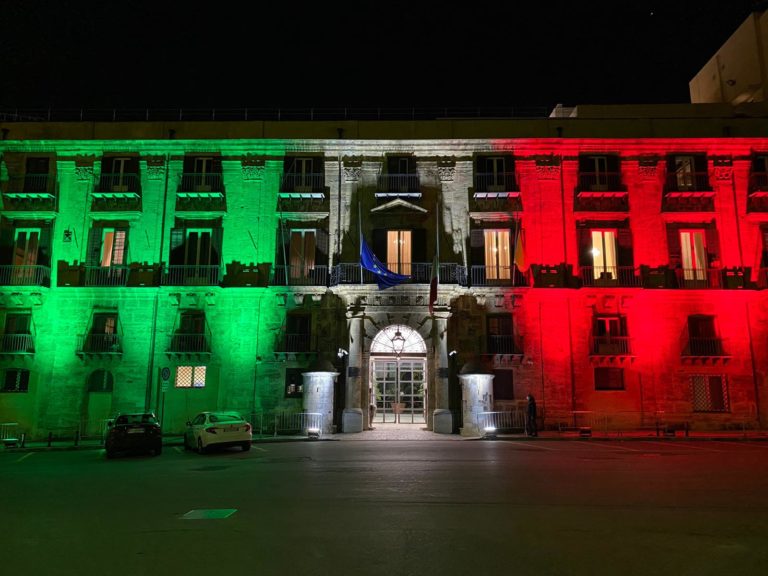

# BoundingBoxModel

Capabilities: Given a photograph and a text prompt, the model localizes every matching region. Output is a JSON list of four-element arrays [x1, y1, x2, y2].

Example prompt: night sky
[[0, 0, 763, 111]]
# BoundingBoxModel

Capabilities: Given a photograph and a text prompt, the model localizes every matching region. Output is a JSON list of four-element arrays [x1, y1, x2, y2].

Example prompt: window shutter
[[315, 228, 329, 263], [86, 226, 103, 266], [211, 227, 223, 266], [169, 228, 185, 265], [578, 227, 592, 266], [0, 221, 14, 265], [183, 157, 195, 173], [212, 157, 222, 174], [705, 226, 720, 265], [373, 229, 387, 261], [617, 228, 633, 267], [470, 229, 485, 265], [412, 228, 427, 263], [38, 226, 51, 267], [694, 155, 708, 173], [666, 225, 682, 267]]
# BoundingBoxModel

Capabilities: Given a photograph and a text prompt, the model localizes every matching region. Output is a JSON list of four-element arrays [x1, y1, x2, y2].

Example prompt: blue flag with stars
[[360, 236, 410, 289]]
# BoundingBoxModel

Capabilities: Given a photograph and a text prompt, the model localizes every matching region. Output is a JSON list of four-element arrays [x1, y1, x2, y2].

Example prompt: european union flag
[[360, 237, 410, 289]]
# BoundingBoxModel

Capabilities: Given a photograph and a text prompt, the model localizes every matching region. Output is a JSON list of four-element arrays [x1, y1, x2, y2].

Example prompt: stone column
[[342, 307, 364, 432], [458, 363, 495, 437], [432, 312, 452, 433], [302, 360, 339, 435]]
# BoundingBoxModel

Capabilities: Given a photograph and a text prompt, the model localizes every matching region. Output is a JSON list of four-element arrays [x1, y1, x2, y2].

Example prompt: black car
[[105, 413, 162, 458]]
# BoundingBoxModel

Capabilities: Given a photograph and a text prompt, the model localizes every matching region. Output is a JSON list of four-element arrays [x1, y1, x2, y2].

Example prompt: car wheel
[[197, 437, 206, 454], [241, 441, 251, 452]]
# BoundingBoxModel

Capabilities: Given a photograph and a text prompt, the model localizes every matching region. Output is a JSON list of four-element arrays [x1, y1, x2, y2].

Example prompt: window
[[590, 229, 617, 279], [673, 155, 696, 190], [186, 229, 214, 266], [680, 229, 707, 280], [24, 157, 50, 193], [484, 229, 511, 280], [175, 366, 207, 388], [100, 228, 126, 267], [687, 315, 721, 355], [487, 315, 513, 354], [14, 228, 40, 267], [87, 369, 114, 393], [285, 368, 304, 398], [387, 230, 412, 275], [691, 375, 729, 412], [182, 156, 222, 192], [594, 367, 624, 390], [593, 315, 628, 354], [579, 155, 619, 190], [476, 156, 514, 191], [285, 315, 311, 352], [290, 229, 316, 279], [102, 157, 138, 191], [2, 369, 30, 392]]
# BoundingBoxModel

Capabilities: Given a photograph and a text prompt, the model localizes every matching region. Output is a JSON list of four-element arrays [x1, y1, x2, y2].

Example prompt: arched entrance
[[369, 325, 427, 424]]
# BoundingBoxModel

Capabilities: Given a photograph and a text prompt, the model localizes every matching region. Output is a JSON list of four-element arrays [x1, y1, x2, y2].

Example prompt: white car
[[184, 411, 252, 453]]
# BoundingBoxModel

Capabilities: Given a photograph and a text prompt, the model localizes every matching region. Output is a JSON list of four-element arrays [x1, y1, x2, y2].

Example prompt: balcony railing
[[469, 193, 522, 213], [664, 172, 712, 193], [487, 335, 523, 355], [579, 266, 641, 287], [0, 334, 34, 354], [376, 174, 420, 197], [272, 265, 328, 286], [675, 268, 722, 289], [95, 173, 141, 195], [164, 265, 220, 286], [2, 175, 58, 211], [0, 265, 51, 287], [329, 263, 463, 285], [277, 333, 312, 353], [280, 173, 325, 194], [168, 333, 211, 354], [84, 265, 130, 287], [473, 172, 517, 193], [590, 336, 631, 356], [577, 172, 624, 192], [681, 336, 726, 357], [470, 265, 528, 287], [77, 333, 122, 355], [177, 173, 224, 195]]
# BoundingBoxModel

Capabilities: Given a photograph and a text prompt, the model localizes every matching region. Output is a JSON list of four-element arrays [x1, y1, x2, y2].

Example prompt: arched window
[[87, 369, 114, 393], [370, 325, 426, 355]]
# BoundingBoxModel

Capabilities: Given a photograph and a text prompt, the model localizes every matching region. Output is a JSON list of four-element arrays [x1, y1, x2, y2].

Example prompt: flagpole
[[358, 200, 363, 285], [512, 213, 519, 285]]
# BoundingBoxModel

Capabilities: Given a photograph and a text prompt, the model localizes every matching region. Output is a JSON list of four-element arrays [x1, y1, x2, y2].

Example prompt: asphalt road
[[1, 439, 767, 576]]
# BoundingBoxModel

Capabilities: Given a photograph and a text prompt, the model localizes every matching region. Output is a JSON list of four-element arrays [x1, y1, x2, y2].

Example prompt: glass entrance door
[[371, 358, 426, 424]]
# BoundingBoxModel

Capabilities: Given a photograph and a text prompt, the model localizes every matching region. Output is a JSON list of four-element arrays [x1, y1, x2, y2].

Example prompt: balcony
[[163, 265, 220, 286], [590, 336, 631, 356], [84, 265, 130, 287], [1, 175, 58, 211], [280, 173, 325, 195], [329, 263, 464, 286], [272, 265, 328, 286], [748, 172, 768, 212], [76, 334, 123, 357], [681, 336, 729, 364], [469, 265, 528, 287], [92, 173, 141, 211], [663, 173, 714, 211], [0, 334, 35, 356], [575, 172, 628, 211], [674, 268, 722, 289], [376, 174, 420, 199], [176, 173, 226, 212], [579, 266, 641, 287], [277, 333, 312, 353], [0, 265, 51, 287], [168, 333, 211, 356], [484, 335, 524, 368]]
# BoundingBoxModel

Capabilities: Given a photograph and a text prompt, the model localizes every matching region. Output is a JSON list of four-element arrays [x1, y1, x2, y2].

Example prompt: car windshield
[[208, 413, 242, 423], [116, 414, 157, 425]]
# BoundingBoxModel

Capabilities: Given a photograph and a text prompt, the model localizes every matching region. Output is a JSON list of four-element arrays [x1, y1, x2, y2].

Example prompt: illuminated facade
[[2, 106, 768, 438]]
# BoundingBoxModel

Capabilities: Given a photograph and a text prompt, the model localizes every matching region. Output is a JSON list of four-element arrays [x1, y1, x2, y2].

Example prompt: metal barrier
[[558, 411, 609, 436], [0, 422, 22, 447], [476, 411, 526, 433], [273, 412, 324, 437]]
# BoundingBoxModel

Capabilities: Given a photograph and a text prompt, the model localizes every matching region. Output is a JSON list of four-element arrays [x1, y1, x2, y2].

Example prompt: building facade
[[2, 107, 768, 439]]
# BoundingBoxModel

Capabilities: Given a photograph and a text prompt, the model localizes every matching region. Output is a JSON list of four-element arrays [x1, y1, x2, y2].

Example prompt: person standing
[[526, 394, 538, 437]]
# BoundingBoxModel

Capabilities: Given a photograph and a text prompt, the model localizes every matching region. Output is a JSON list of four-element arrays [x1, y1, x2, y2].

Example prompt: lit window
[[483, 229, 511, 280], [590, 230, 617, 279], [175, 366, 207, 388], [680, 230, 707, 280], [387, 230, 412, 275], [100, 229, 126, 267]]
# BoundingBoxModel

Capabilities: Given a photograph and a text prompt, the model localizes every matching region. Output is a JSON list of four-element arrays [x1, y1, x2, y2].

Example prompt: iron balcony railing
[[473, 172, 518, 193], [164, 265, 220, 286], [168, 333, 211, 354], [579, 266, 641, 287], [329, 263, 463, 285], [470, 265, 528, 287], [0, 333, 35, 354], [178, 173, 224, 194], [590, 336, 631, 356], [675, 268, 722, 289], [272, 265, 328, 286], [681, 336, 726, 357], [664, 172, 712, 193], [95, 173, 141, 194], [278, 333, 312, 352], [0, 265, 51, 287], [84, 265, 130, 287], [487, 335, 523, 355], [78, 333, 122, 355], [577, 172, 624, 192], [2, 174, 56, 194], [376, 174, 420, 195], [280, 173, 325, 194]]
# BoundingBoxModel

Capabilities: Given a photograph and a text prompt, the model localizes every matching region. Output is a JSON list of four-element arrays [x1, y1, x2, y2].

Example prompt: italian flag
[[429, 253, 438, 315]]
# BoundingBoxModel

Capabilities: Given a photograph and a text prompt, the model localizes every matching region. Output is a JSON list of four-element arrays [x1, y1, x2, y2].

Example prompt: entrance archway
[[370, 325, 427, 425]]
